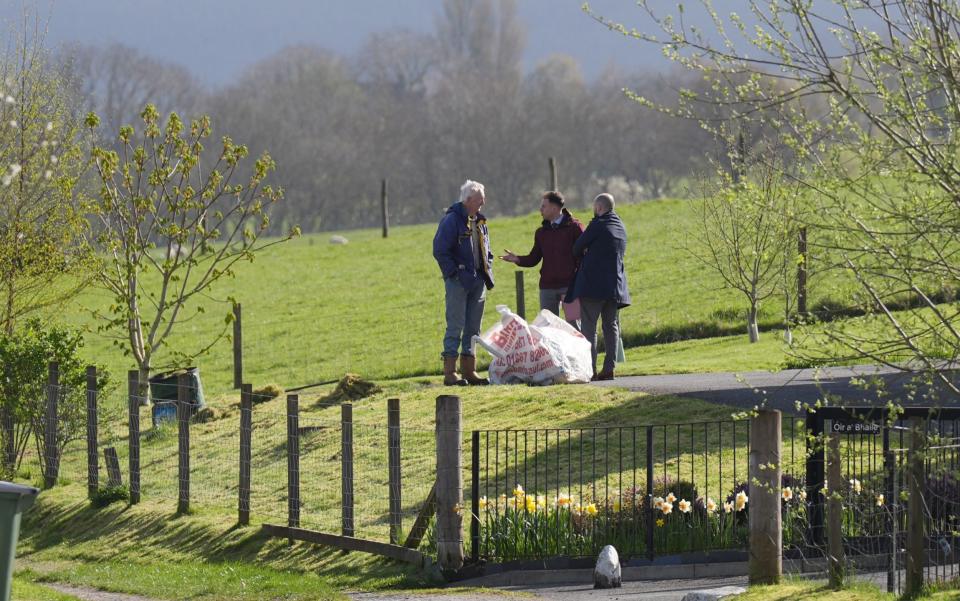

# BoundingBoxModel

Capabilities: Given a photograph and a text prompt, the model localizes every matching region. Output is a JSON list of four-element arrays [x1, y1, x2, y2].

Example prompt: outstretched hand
[[499, 249, 520, 264]]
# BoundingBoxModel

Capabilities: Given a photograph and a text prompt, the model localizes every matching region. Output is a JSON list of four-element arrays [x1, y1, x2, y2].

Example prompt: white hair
[[459, 180, 485, 204]]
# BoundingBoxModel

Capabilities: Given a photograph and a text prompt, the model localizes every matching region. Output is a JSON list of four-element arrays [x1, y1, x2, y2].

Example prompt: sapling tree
[[691, 161, 801, 342], [85, 104, 298, 397]]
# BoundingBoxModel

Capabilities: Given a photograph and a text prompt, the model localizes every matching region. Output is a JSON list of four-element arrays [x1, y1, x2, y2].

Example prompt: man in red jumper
[[500, 191, 584, 328]]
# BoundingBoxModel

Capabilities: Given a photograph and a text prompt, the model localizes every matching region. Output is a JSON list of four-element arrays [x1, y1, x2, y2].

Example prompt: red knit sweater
[[515, 209, 585, 289]]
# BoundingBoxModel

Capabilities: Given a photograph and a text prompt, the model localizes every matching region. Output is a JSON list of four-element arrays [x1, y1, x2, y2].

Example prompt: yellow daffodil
[[678, 499, 692, 513], [513, 484, 525, 498], [585, 503, 598, 516], [782, 487, 793, 502], [613, 499, 622, 512], [656, 518, 664, 527], [735, 491, 748, 511], [661, 501, 673, 515], [525, 495, 537, 512], [479, 496, 489, 510]]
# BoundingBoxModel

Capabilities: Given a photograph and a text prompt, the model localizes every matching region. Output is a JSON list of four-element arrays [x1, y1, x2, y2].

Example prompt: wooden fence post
[[548, 156, 558, 191], [103, 447, 123, 487], [238, 383, 253, 525], [749, 409, 782, 585], [43, 362, 59, 489], [287, 394, 300, 529], [128, 370, 141, 504], [233, 302, 243, 390], [86, 366, 99, 499], [827, 432, 845, 588], [381, 178, 389, 238], [797, 227, 808, 316], [177, 372, 190, 513], [435, 394, 464, 571], [515, 271, 525, 320], [388, 398, 402, 545], [906, 417, 925, 596], [342, 402, 354, 537]]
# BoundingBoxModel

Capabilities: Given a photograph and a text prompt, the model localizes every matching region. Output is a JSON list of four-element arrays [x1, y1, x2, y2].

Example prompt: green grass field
[[50, 198, 861, 396]]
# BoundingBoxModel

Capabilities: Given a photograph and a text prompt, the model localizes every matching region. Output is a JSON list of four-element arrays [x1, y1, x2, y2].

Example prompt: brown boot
[[460, 354, 490, 385], [443, 356, 467, 386]]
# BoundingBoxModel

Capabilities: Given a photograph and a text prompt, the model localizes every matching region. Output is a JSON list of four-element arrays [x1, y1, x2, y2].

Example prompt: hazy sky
[[0, 1, 690, 86]]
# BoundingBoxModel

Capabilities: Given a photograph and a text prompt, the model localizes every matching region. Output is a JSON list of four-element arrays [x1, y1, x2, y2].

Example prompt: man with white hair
[[432, 180, 495, 385], [566, 193, 631, 380]]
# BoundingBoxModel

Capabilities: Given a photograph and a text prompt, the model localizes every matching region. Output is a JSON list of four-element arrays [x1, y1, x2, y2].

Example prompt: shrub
[[90, 485, 129, 508]]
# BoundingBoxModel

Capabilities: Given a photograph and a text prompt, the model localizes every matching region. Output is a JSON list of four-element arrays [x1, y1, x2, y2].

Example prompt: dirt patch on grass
[[46, 583, 160, 601]]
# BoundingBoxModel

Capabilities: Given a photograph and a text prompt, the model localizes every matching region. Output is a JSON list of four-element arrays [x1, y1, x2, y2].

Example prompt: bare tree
[[690, 161, 801, 342]]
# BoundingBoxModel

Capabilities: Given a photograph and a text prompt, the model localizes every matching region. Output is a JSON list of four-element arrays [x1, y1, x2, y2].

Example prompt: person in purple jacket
[[500, 191, 585, 329]]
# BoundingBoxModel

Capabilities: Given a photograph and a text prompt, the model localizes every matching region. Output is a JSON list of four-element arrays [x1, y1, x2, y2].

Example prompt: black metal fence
[[803, 407, 960, 594], [470, 416, 807, 563]]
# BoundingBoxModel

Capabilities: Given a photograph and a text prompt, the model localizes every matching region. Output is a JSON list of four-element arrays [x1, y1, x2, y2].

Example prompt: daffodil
[[513, 484, 524, 498], [653, 496, 665, 510], [613, 499, 622, 512], [735, 491, 748, 511], [782, 487, 793, 502], [723, 501, 734, 513], [876, 494, 884, 507], [850, 479, 862, 494], [798, 490, 807, 501], [706, 498, 717, 514], [678, 499, 691, 513], [666, 492, 677, 504], [556, 493, 572, 507], [479, 496, 489, 510], [656, 518, 664, 527], [525, 496, 536, 512], [585, 503, 598, 516], [660, 501, 673, 515]]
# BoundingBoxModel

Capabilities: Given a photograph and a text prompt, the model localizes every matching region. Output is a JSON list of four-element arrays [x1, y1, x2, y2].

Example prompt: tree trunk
[[0, 405, 14, 474], [137, 363, 151, 406], [748, 303, 760, 343], [784, 328, 793, 345]]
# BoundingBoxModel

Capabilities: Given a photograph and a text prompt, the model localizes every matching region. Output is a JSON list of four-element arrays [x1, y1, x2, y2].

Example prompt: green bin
[[0, 481, 39, 601], [149, 367, 206, 426]]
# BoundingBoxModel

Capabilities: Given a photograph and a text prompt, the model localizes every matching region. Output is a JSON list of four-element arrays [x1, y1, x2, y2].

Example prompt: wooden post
[[287, 394, 300, 529], [232, 302, 243, 390], [906, 417, 925, 596], [515, 271, 526, 320], [86, 366, 99, 499], [128, 370, 141, 504], [342, 402, 354, 537], [388, 398, 402, 545], [797, 227, 808, 315], [177, 372, 190, 513], [749, 409, 782, 585], [381, 178, 389, 238], [103, 447, 122, 487], [827, 432, 845, 588], [238, 383, 253, 526], [548, 156, 558, 191], [435, 394, 464, 571], [43, 362, 59, 489]]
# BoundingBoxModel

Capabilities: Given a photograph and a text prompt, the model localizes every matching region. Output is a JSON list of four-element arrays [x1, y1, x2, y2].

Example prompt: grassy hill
[[54, 198, 855, 395]]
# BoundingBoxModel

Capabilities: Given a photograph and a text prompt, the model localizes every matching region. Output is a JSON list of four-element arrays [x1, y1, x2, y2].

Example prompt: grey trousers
[[580, 298, 619, 374], [539, 287, 580, 330]]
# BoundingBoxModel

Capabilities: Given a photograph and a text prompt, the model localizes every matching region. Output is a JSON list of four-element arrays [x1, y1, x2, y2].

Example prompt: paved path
[[352, 575, 748, 601], [592, 365, 960, 413]]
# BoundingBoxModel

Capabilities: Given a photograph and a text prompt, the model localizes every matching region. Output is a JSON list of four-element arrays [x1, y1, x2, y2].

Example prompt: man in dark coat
[[432, 179, 495, 386], [499, 191, 584, 328], [567, 193, 631, 380]]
